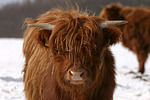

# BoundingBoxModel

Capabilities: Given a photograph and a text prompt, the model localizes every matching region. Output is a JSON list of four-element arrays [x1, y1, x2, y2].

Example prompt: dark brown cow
[[23, 8, 127, 100], [100, 3, 150, 74]]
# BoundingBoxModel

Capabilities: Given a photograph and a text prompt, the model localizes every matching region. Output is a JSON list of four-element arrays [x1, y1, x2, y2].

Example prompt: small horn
[[100, 20, 128, 28], [28, 23, 55, 30]]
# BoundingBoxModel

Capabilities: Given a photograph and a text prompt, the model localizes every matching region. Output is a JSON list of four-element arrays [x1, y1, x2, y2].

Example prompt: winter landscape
[[0, 38, 150, 100], [0, 0, 150, 100]]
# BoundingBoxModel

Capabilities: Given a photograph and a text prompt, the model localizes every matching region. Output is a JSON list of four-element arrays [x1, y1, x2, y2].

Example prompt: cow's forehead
[[51, 19, 103, 53]]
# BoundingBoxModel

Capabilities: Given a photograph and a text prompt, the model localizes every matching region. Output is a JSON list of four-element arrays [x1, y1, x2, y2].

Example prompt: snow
[[0, 38, 150, 100], [111, 43, 150, 100], [0, 38, 25, 100]]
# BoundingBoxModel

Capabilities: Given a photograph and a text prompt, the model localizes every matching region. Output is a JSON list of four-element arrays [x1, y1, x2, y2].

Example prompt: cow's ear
[[24, 18, 52, 48], [25, 18, 55, 48], [103, 27, 122, 46], [38, 30, 51, 48]]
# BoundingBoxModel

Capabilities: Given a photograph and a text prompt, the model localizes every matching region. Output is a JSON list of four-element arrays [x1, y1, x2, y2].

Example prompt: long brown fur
[[23, 8, 122, 100], [100, 3, 150, 74]]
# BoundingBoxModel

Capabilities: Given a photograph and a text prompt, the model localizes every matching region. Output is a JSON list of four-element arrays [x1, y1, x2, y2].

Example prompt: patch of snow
[[111, 43, 150, 100]]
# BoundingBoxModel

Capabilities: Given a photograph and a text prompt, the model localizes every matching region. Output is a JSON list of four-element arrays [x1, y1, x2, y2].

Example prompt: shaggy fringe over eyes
[[49, 9, 102, 62]]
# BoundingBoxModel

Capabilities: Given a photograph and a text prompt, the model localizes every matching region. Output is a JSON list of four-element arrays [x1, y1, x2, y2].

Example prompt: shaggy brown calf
[[23, 8, 127, 100], [100, 4, 150, 74]]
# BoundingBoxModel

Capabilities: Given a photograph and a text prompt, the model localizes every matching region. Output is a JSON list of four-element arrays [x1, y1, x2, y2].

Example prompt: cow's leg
[[137, 52, 148, 74]]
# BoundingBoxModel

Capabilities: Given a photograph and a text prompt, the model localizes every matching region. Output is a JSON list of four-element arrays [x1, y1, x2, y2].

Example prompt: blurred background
[[0, 0, 150, 38]]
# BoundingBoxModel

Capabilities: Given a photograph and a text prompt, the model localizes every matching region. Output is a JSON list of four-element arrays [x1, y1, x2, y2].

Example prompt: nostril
[[69, 71, 73, 77], [80, 71, 84, 77], [69, 71, 84, 77], [68, 70, 85, 81]]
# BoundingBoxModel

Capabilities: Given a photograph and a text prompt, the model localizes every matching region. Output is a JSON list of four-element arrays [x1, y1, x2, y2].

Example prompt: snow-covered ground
[[0, 38, 150, 100], [0, 38, 25, 100], [112, 43, 150, 100]]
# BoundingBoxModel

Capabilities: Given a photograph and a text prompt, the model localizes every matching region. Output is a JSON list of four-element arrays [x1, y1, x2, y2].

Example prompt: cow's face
[[47, 17, 124, 89], [49, 17, 104, 87], [100, 4, 124, 20]]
